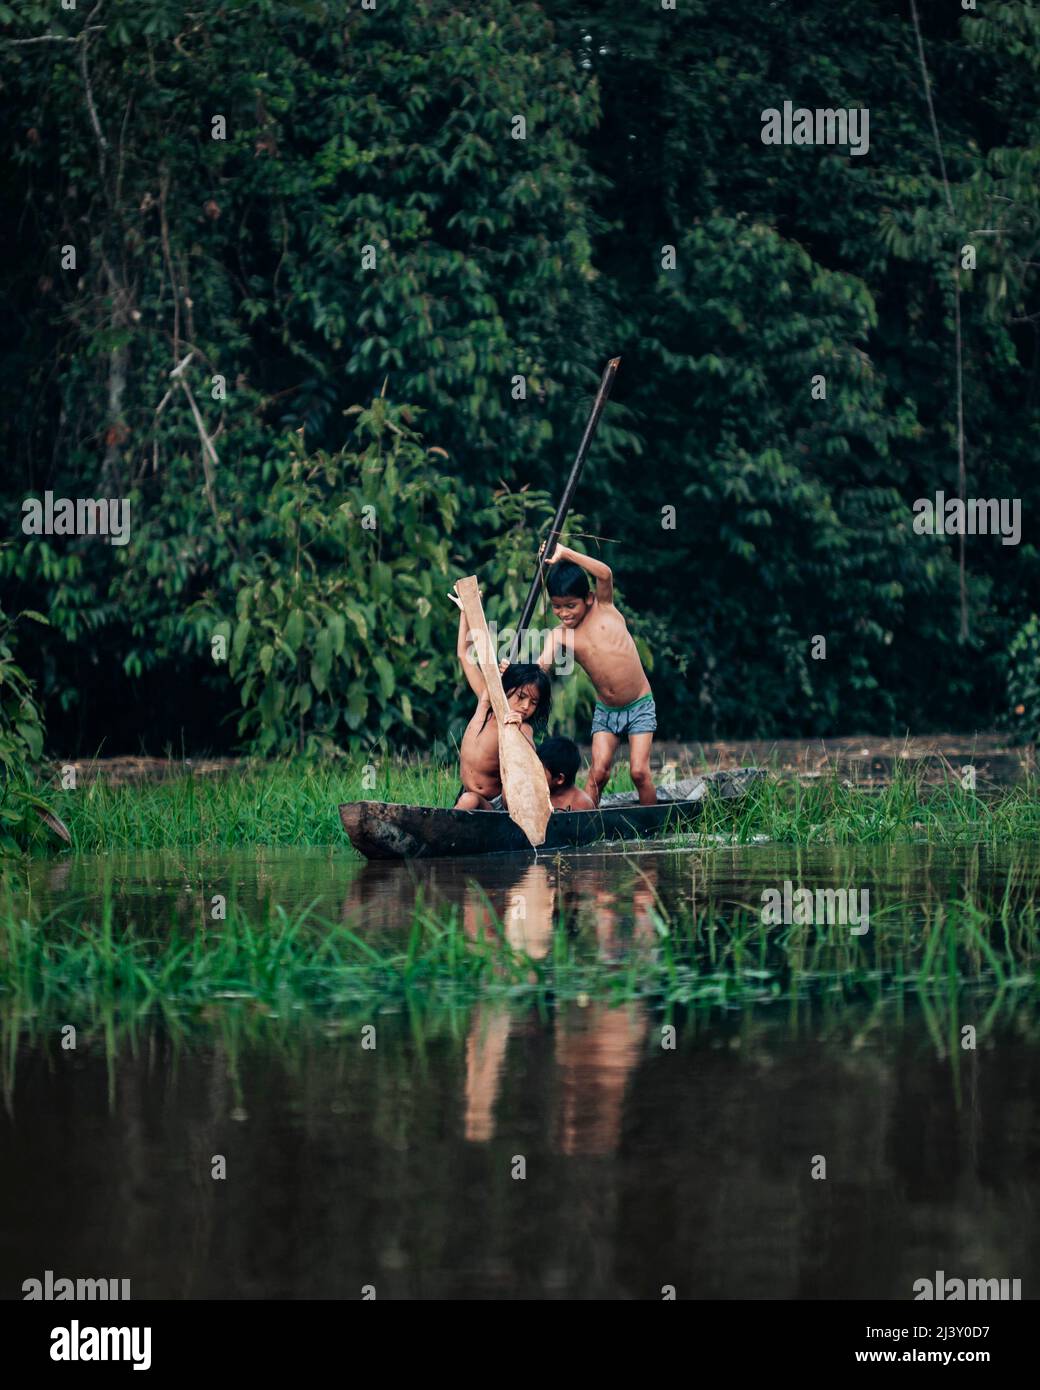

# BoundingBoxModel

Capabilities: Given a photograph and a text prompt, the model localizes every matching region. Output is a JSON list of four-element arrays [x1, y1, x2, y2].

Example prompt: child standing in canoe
[[451, 602, 551, 810], [536, 543, 656, 805]]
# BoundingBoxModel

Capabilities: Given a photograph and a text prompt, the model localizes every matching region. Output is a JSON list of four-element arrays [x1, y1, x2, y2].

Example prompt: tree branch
[[2, 28, 103, 46], [170, 353, 225, 536], [908, 0, 969, 643]]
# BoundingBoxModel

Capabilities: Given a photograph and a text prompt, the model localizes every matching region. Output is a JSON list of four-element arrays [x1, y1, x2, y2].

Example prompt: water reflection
[[2, 842, 1040, 1296], [10, 839, 1040, 944], [2, 1000, 1038, 1298], [555, 1001, 649, 1156]]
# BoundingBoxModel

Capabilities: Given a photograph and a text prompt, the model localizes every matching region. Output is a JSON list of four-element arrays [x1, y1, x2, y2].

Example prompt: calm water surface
[[3, 841, 1038, 1299]]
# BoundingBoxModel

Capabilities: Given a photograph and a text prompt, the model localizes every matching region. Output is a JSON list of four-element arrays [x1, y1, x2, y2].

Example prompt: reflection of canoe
[[339, 769, 764, 861]]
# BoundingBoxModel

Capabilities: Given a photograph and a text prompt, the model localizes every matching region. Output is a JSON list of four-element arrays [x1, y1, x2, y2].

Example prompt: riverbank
[[43, 732, 1035, 788], [9, 751, 1038, 854]]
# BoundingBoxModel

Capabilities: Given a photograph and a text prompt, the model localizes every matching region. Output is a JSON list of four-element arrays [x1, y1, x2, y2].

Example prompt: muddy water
[[2, 842, 1039, 1299]]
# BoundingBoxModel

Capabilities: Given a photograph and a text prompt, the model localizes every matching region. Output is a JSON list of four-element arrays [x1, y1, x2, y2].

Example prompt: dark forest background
[[2, 0, 1039, 760]]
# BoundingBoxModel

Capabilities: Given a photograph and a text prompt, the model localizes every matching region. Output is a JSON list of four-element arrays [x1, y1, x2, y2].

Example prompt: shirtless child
[[537, 737, 596, 811], [536, 543, 656, 806], [451, 602, 551, 810]]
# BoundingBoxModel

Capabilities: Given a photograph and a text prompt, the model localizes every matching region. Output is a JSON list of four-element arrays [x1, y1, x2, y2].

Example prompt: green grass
[[18, 759, 1040, 854], [36, 758, 457, 853], [693, 771, 1040, 846], [3, 877, 1038, 1028]]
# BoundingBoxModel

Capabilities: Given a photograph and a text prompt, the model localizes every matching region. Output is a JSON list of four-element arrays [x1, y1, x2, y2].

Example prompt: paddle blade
[[455, 575, 552, 847], [498, 725, 552, 847]]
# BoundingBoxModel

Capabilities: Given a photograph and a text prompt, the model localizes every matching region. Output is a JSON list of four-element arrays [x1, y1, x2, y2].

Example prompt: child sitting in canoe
[[537, 737, 596, 811], [537, 542, 656, 806], [452, 606, 551, 810]]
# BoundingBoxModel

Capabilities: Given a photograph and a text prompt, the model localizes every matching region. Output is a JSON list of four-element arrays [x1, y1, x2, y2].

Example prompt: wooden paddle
[[455, 575, 552, 848]]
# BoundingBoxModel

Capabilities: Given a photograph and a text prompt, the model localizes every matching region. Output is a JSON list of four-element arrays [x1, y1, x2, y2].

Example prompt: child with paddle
[[450, 602, 551, 810], [536, 542, 657, 806]]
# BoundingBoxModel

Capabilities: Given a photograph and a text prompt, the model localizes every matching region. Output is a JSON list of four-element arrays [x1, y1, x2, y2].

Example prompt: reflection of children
[[537, 737, 595, 811], [555, 1002, 649, 1157], [537, 543, 656, 806], [452, 605, 551, 810]]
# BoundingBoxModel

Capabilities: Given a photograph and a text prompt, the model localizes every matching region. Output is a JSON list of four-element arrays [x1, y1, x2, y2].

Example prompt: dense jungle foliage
[[1, 0, 1039, 760]]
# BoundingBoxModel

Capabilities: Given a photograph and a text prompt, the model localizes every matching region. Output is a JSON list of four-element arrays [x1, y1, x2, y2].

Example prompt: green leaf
[[232, 619, 252, 664], [16, 721, 43, 760], [314, 626, 333, 679], [259, 681, 285, 723], [344, 604, 368, 641], [372, 654, 395, 699], [346, 683, 368, 729], [284, 609, 305, 652]]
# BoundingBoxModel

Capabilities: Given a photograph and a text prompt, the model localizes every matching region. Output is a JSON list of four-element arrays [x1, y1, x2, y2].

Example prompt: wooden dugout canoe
[[338, 768, 764, 861]]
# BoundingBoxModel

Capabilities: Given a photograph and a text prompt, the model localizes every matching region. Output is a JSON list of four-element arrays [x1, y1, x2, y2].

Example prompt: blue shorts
[[590, 693, 657, 738]]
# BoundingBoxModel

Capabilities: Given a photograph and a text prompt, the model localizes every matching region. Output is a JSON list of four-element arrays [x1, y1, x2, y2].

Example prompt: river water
[[2, 841, 1038, 1299]]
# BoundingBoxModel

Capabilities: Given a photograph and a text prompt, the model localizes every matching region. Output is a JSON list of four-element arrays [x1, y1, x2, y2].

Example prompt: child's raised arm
[[546, 541, 613, 606], [455, 608, 487, 698]]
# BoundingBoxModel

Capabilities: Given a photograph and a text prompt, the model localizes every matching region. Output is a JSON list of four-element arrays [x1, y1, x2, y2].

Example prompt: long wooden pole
[[455, 576, 552, 848], [507, 356, 620, 664]]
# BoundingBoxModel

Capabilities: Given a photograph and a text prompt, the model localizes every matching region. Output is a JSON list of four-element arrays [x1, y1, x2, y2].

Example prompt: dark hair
[[546, 561, 589, 600], [537, 735, 581, 787], [480, 662, 552, 733]]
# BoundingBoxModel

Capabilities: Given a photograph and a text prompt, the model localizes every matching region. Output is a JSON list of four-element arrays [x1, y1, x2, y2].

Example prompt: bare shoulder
[[594, 597, 626, 626]]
